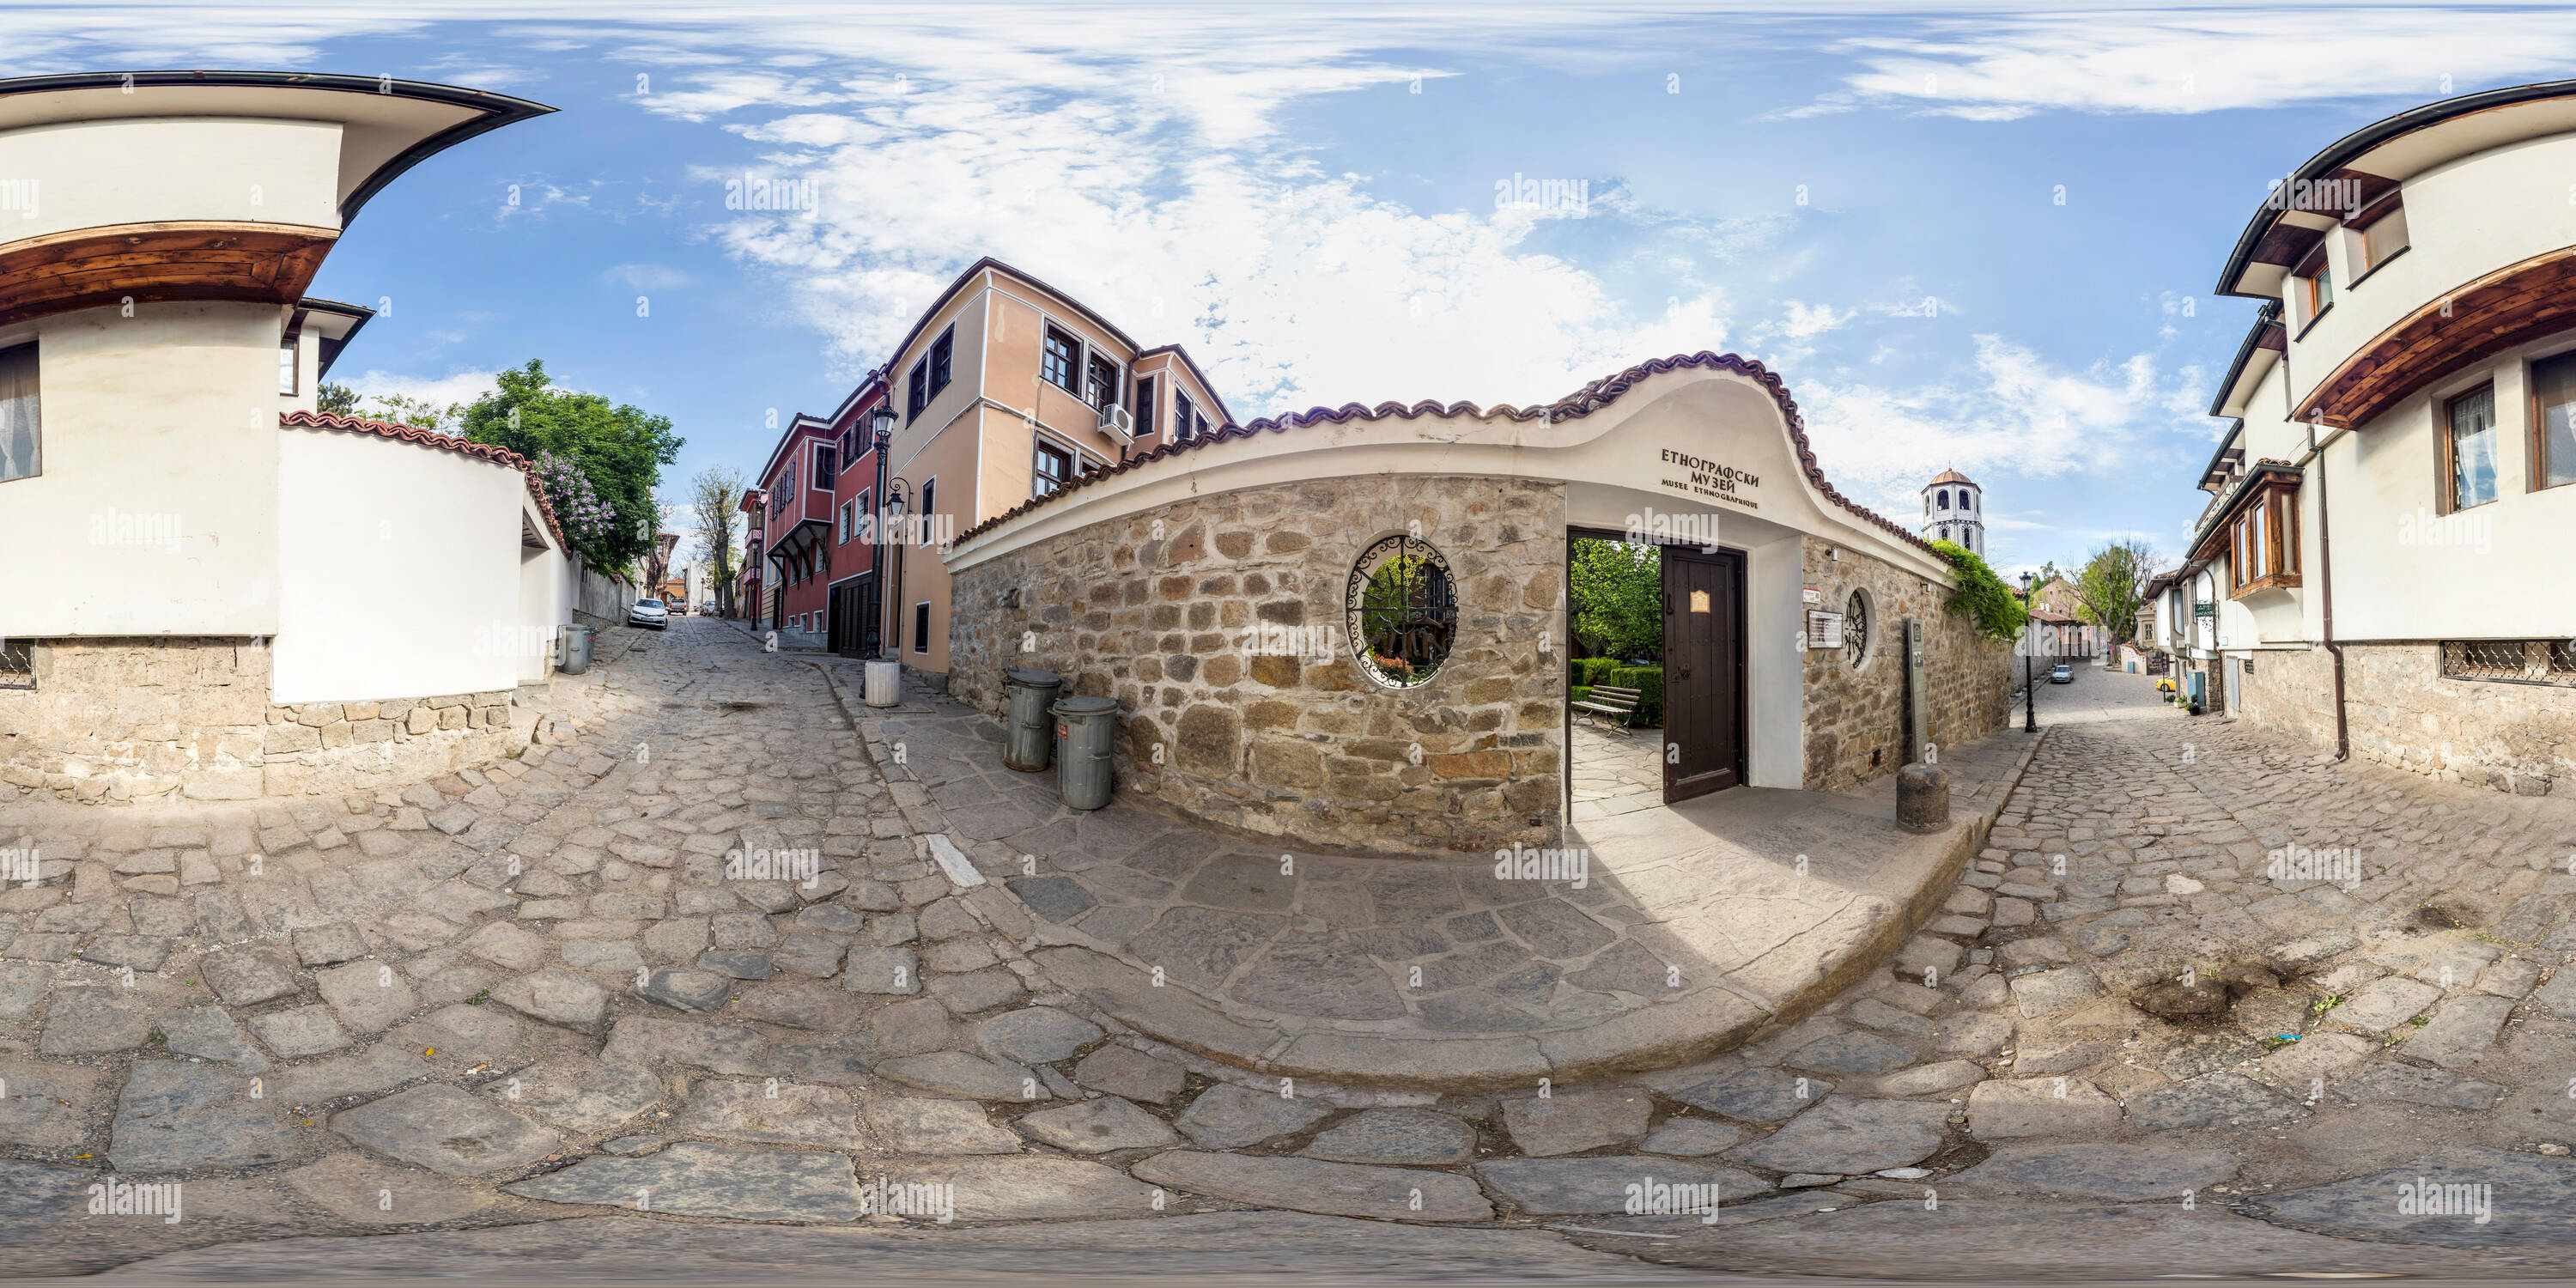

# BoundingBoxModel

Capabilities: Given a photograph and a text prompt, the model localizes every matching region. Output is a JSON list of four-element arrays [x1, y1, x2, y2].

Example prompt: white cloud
[[332, 368, 499, 415], [1799, 333, 2208, 513], [1812, 8, 2576, 120]]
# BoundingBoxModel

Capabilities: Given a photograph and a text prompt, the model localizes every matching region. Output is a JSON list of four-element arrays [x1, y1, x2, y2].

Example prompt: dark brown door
[[1663, 546, 1746, 802]]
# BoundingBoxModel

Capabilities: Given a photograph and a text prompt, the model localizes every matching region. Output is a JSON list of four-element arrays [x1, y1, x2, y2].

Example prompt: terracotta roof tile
[[952, 351, 1934, 556], [280, 410, 568, 551]]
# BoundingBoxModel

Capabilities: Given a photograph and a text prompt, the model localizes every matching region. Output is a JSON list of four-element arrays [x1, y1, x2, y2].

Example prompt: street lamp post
[[884, 475, 913, 659], [2020, 570, 2039, 733], [866, 403, 898, 657]]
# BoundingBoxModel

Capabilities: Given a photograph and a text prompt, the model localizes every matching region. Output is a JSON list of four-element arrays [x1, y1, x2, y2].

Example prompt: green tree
[[1568, 538, 1661, 661], [461, 361, 682, 570], [315, 382, 360, 416], [364, 392, 462, 432], [690, 466, 746, 617], [2071, 538, 2157, 647]]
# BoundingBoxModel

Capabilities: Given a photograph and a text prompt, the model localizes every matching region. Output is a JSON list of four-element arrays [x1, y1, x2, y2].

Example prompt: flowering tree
[[531, 449, 620, 564]]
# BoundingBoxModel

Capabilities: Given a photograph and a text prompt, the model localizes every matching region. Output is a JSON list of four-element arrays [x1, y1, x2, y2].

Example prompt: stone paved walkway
[[5, 628, 2576, 1279], [1568, 722, 1662, 819], [852, 667, 2032, 1086]]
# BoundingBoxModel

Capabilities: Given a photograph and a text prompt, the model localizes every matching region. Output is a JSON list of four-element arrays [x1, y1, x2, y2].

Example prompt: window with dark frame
[[1134, 376, 1157, 438], [1174, 391, 1196, 443], [815, 445, 836, 488], [2445, 384, 2500, 511], [1034, 438, 1072, 496], [2533, 351, 2576, 491], [907, 356, 929, 422], [278, 329, 300, 396], [914, 603, 931, 653], [1041, 325, 1079, 392], [919, 480, 936, 546], [1086, 354, 1119, 410], [928, 326, 952, 398], [0, 343, 37, 484]]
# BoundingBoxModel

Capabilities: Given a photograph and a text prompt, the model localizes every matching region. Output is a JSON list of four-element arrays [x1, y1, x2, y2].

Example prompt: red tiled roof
[[281, 410, 568, 551], [952, 351, 1935, 555]]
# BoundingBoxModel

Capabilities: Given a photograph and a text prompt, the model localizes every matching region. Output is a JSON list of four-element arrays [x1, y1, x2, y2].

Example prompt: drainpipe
[[2306, 419, 2351, 762]]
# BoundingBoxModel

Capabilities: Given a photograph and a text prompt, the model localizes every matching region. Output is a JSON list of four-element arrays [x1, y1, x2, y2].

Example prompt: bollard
[[863, 659, 901, 708], [1895, 762, 1949, 834]]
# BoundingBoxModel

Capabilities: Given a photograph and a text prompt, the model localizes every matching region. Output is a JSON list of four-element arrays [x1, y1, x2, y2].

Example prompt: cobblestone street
[[3, 628, 2574, 1281]]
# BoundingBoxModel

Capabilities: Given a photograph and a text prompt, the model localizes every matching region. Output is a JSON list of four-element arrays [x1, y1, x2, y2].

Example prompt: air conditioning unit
[[1097, 404, 1137, 440]]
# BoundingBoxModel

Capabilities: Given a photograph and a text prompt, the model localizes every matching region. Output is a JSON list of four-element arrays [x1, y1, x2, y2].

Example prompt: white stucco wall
[[0, 115, 343, 240], [0, 301, 284, 635], [273, 428, 539, 704]]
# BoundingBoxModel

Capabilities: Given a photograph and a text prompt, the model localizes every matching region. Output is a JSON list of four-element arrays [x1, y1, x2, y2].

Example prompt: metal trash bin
[[863, 659, 902, 708], [1052, 696, 1120, 810], [558, 625, 598, 675], [1001, 667, 1063, 772]]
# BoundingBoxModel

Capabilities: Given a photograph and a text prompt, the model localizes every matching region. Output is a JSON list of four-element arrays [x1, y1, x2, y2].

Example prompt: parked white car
[[629, 598, 670, 630]]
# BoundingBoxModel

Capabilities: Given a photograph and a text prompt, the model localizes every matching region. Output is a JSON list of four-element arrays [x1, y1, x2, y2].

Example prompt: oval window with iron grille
[[1346, 534, 1457, 689], [1845, 588, 1871, 668]]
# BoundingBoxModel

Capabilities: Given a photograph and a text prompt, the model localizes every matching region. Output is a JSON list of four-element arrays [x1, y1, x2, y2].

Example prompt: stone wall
[[951, 476, 1567, 857], [2232, 644, 2340, 753], [2344, 643, 2573, 796], [1798, 537, 2014, 794], [0, 637, 543, 805], [2204, 641, 2572, 797]]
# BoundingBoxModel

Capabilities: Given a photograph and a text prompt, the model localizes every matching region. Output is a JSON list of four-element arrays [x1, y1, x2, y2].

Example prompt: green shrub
[[1568, 683, 1593, 706], [1605, 665, 1664, 726], [1570, 657, 1623, 687]]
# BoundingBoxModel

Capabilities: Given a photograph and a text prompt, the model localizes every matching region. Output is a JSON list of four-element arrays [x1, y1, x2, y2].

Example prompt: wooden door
[[1663, 547, 1746, 801]]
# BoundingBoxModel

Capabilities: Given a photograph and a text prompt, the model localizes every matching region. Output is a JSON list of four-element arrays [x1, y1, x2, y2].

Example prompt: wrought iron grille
[[1844, 589, 1869, 667], [2443, 640, 2576, 685], [0, 639, 29, 690], [1346, 535, 1457, 688]]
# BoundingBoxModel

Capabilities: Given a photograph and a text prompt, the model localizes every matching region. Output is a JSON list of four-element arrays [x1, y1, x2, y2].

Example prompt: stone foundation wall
[[2344, 643, 2573, 796], [2232, 645, 2339, 753], [0, 638, 543, 805], [1798, 538, 2014, 793], [951, 476, 1566, 857]]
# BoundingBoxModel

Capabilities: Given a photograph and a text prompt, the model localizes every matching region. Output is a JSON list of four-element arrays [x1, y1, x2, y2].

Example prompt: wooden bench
[[1572, 683, 1642, 730]]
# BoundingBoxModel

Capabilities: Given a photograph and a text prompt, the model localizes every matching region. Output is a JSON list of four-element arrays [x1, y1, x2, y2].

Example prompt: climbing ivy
[[1932, 539, 2029, 644]]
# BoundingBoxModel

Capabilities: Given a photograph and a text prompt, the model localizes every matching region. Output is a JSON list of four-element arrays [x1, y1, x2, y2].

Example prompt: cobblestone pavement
[[3, 628, 2575, 1281]]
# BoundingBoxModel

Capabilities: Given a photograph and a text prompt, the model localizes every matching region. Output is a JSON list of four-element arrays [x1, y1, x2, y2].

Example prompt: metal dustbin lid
[[1005, 666, 1063, 689], [1049, 696, 1118, 719]]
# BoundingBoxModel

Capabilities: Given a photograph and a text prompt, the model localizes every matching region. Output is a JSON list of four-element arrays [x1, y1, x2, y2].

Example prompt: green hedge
[[1569, 657, 1625, 687], [1568, 683, 1593, 707], [1605, 665, 1663, 727]]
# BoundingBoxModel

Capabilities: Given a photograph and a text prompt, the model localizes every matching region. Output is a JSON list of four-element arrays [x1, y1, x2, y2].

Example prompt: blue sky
[[15, 2, 2576, 574]]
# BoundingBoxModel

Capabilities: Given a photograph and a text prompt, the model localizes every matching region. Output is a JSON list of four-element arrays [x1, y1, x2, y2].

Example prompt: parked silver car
[[2048, 663, 2074, 683], [629, 598, 670, 630]]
